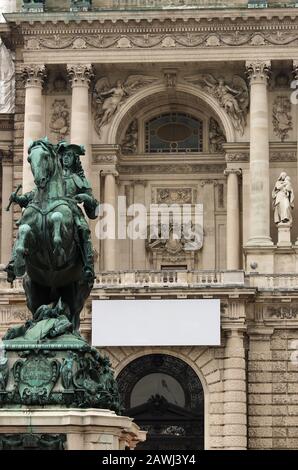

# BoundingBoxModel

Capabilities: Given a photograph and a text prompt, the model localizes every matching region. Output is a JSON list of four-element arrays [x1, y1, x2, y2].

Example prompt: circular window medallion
[[157, 123, 193, 143]]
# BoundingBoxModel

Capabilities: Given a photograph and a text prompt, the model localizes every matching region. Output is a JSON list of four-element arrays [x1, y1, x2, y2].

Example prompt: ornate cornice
[[5, 8, 298, 27], [5, 10, 298, 53]]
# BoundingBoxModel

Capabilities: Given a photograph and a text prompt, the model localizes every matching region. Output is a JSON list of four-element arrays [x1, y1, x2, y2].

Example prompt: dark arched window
[[117, 354, 204, 450], [145, 113, 203, 153]]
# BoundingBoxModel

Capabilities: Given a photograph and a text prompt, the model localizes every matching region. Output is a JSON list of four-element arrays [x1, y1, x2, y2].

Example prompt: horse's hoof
[[14, 263, 26, 277]]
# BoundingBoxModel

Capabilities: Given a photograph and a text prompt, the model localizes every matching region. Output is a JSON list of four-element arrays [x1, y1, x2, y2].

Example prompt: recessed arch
[[110, 347, 219, 450], [107, 83, 235, 145], [116, 353, 205, 450]]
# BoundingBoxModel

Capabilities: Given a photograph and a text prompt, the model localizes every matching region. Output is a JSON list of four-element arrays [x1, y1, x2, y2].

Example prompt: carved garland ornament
[[25, 32, 298, 51]]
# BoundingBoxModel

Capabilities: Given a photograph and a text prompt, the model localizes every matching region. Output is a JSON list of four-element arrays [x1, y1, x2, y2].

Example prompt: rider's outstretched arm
[[11, 190, 35, 209]]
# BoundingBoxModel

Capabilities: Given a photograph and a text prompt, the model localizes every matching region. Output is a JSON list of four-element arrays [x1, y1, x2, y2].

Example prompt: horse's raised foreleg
[[14, 223, 31, 277], [51, 211, 66, 263]]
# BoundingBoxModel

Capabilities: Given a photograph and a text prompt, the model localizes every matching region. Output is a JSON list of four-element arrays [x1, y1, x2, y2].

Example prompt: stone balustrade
[[249, 274, 298, 289], [2, 266, 298, 291], [95, 270, 245, 288]]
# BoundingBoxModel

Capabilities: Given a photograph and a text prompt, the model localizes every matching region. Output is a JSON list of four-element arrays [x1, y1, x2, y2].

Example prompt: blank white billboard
[[92, 299, 220, 347]]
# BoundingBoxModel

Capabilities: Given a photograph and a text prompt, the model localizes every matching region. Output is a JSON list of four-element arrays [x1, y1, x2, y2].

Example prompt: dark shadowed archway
[[117, 354, 204, 450]]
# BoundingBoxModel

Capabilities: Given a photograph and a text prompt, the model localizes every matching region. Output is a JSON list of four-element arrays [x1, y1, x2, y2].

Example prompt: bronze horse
[[12, 139, 94, 330]]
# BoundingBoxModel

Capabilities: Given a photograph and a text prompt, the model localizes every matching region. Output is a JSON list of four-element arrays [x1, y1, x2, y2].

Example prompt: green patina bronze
[[1, 138, 121, 412], [5, 138, 97, 331], [0, 433, 66, 450]]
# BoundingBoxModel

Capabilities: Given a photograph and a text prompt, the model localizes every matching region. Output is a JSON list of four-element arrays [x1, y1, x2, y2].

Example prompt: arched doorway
[[117, 354, 204, 450]]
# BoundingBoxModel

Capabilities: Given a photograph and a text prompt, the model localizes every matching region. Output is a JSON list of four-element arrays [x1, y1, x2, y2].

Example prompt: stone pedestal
[[0, 330, 146, 450], [0, 408, 146, 450], [277, 222, 292, 247]]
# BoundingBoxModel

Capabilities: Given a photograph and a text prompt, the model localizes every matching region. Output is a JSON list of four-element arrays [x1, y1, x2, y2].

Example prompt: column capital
[[101, 168, 119, 178], [224, 168, 242, 177], [67, 64, 94, 87], [22, 64, 46, 88], [245, 60, 271, 84]]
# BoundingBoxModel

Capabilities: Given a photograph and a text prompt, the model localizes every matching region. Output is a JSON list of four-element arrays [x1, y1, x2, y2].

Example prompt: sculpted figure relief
[[121, 119, 138, 154], [49, 99, 70, 142], [272, 96, 293, 142], [93, 75, 159, 136], [272, 172, 295, 226], [184, 74, 249, 135]]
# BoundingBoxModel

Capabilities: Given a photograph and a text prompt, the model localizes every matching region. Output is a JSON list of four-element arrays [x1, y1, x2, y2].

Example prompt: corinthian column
[[224, 168, 241, 270], [246, 60, 272, 246], [102, 169, 118, 271], [67, 64, 93, 180], [22, 64, 46, 192], [1, 153, 13, 264]]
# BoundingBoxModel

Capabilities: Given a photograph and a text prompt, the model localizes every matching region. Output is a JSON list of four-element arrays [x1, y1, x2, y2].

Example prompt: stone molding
[[119, 163, 226, 175], [225, 153, 249, 163]]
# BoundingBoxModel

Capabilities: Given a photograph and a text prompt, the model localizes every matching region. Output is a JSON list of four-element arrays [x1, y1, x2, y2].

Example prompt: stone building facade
[[1, 0, 298, 450]]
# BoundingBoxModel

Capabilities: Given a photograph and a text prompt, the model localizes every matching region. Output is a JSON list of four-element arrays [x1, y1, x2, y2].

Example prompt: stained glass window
[[145, 113, 203, 153]]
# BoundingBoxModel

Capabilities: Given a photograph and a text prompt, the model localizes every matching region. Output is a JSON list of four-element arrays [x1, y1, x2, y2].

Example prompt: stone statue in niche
[[184, 74, 249, 135], [0, 39, 15, 114], [121, 120, 138, 154], [272, 96, 293, 142], [49, 99, 70, 142], [92, 75, 159, 136], [272, 172, 294, 226], [209, 117, 226, 153]]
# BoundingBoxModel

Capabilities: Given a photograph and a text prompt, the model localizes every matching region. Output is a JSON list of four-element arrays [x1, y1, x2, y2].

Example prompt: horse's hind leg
[[59, 281, 92, 332], [51, 212, 65, 263], [14, 224, 31, 277], [23, 274, 52, 318]]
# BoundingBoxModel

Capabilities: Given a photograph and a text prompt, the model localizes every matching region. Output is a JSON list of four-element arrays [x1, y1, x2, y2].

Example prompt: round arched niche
[[108, 83, 235, 146], [117, 354, 205, 450], [117, 353, 204, 411]]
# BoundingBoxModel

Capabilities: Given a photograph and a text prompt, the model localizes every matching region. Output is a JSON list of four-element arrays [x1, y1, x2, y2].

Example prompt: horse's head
[[27, 139, 59, 189]]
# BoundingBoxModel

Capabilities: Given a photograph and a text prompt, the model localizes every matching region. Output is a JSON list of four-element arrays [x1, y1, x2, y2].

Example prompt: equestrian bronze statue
[[0, 138, 121, 412], [5, 138, 98, 331]]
